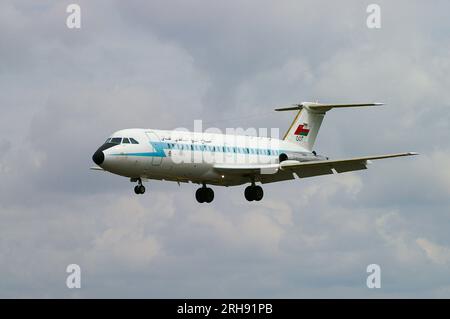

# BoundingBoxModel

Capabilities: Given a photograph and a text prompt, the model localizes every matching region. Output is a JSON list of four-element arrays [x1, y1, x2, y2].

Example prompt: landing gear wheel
[[195, 188, 205, 203], [195, 186, 214, 203], [244, 186, 254, 201], [244, 185, 264, 201], [134, 184, 145, 194], [204, 187, 214, 203], [253, 185, 263, 201]]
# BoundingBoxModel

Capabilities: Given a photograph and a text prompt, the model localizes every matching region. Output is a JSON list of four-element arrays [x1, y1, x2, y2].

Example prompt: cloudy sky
[[1, 0, 450, 298]]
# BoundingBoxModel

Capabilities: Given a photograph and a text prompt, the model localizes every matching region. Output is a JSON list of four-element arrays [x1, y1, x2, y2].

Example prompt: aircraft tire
[[196, 188, 205, 203], [254, 185, 263, 201], [244, 186, 255, 201], [205, 188, 214, 203]]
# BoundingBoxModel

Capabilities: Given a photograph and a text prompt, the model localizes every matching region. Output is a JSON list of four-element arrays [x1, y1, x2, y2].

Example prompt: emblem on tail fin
[[294, 123, 309, 141]]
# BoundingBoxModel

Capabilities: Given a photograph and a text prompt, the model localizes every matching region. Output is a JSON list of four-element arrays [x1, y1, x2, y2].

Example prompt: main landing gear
[[133, 178, 146, 195], [244, 184, 264, 201], [196, 184, 214, 203], [195, 182, 264, 203]]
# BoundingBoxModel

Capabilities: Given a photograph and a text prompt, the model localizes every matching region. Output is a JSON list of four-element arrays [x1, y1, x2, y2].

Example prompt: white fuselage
[[93, 128, 321, 186]]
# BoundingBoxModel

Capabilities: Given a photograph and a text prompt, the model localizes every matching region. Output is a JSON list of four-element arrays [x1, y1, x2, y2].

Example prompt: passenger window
[[110, 137, 122, 144], [122, 138, 130, 144]]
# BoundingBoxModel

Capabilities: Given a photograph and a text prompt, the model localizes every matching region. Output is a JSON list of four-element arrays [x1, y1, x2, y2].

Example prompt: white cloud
[[417, 238, 450, 265]]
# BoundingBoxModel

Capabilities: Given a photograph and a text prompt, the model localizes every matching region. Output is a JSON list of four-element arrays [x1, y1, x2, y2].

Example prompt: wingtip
[[408, 152, 419, 156]]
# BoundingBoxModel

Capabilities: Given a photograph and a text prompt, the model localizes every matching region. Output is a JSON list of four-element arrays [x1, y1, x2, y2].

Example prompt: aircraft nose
[[92, 149, 105, 165]]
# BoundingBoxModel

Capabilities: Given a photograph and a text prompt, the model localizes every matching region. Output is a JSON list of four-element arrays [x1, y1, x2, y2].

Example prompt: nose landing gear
[[195, 184, 214, 203], [133, 178, 146, 195]]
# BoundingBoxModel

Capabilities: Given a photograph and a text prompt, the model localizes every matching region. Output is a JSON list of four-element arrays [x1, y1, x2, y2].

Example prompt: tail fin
[[275, 102, 383, 151]]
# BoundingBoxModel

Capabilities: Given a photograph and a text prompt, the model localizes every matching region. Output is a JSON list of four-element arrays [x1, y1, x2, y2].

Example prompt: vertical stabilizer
[[276, 102, 383, 151]]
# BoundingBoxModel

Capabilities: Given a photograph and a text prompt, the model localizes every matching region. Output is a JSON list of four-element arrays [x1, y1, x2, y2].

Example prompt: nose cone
[[92, 149, 105, 165]]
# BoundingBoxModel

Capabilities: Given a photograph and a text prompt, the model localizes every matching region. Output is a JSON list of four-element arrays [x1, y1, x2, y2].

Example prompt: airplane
[[91, 102, 417, 203]]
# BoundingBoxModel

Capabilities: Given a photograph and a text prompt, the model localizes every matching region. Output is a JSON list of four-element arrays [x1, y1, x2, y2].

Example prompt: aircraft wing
[[213, 152, 418, 179], [280, 152, 417, 177]]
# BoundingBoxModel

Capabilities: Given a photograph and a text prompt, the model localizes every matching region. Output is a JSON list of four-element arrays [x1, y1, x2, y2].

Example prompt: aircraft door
[[145, 131, 163, 166]]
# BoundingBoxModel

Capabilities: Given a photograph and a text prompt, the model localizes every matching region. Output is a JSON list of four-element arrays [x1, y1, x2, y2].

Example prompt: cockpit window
[[130, 138, 139, 144], [122, 138, 130, 144], [105, 138, 111, 143], [110, 137, 122, 144]]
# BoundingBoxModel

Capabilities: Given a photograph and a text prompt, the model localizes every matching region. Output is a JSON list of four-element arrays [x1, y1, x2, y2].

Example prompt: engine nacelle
[[279, 152, 327, 163], [278, 152, 307, 163], [278, 152, 317, 163]]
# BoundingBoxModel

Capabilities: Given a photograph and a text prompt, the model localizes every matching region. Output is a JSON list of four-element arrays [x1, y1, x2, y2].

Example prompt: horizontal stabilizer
[[275, 102, 384, 113]]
